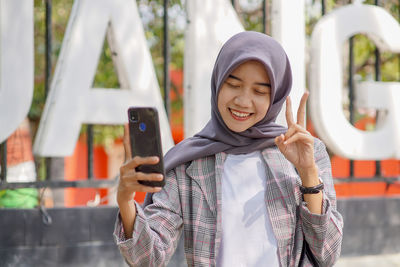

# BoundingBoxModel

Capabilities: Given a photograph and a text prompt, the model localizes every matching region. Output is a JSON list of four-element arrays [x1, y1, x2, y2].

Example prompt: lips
[[229, 108, 253, 121]]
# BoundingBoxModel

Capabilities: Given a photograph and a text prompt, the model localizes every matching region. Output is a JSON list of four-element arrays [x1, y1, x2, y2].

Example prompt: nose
[[233, 89, 252, 108]]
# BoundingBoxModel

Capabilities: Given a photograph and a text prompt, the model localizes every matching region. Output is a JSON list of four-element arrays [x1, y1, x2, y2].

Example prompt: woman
[[114, 31, 343, 267]]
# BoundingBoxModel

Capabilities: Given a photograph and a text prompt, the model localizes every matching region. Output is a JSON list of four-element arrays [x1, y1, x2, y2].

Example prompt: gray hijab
[[164, 31, 292, 172]]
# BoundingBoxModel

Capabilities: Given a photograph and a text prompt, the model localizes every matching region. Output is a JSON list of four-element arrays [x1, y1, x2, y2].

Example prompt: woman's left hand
[[274, 92, 316, 175]]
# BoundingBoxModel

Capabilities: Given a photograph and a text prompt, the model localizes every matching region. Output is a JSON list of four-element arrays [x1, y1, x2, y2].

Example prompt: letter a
[[34, 0, 173, 156]]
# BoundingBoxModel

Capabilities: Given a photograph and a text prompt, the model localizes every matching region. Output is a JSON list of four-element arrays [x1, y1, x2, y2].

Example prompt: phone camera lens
[[130, 111, 139, 122], [139, 122, 146, 132]]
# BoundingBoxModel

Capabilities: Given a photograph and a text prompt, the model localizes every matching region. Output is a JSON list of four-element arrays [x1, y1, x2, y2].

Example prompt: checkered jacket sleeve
[[113, 168, 184, 267], [300, 139, 344, 267]]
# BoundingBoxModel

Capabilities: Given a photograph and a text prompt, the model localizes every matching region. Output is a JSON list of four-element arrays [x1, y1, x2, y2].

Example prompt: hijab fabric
[[164, 31, 292, 172]]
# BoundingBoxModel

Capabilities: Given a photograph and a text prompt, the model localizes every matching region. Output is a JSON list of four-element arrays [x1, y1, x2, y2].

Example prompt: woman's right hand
[[117, 124, 163, 205]]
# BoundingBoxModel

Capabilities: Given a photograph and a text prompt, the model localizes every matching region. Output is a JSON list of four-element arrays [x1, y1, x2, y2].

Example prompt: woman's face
[[217, 60, 271, 133]]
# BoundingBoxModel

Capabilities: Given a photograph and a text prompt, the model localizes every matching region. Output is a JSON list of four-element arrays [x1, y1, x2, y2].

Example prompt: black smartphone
[[128, 107, 165, 187]]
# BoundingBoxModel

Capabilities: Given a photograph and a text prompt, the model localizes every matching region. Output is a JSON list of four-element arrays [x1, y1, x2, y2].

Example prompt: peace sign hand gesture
[[274, 92, 317, 180]]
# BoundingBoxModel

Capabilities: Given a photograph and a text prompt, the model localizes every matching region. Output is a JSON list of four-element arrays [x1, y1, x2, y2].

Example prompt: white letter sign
[[33, 0, 173, 156], [184, 0, 244, 137], [271, 0, 305, 127], [309, 3, 400, 159], [0, 0, 33, 143]]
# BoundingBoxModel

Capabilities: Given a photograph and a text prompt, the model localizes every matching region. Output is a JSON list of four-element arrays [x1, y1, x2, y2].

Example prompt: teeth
[[231, 109, 250, 118]]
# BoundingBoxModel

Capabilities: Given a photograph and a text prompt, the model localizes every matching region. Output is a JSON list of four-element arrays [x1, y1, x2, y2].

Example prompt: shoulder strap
[[299, 239, 320, 267]]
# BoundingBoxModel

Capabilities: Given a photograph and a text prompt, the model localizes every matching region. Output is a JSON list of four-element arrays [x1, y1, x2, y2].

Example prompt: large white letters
[[0, 0, 33, 143], [271, 0, 305, 126], [2, 1, 400, 160], [33, 0, 173, 156], [184, 0, 244, 137], [309, 3, 400, 159]]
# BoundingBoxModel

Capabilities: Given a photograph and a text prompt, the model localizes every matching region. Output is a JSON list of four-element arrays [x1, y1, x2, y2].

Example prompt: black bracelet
[[300, 182, 324, 194]]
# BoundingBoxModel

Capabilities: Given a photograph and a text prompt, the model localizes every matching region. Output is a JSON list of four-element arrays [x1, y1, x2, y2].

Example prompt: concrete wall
[[337, 197, 400, 256], [0, 207, 124, 267], [0, 197, 399, 266]]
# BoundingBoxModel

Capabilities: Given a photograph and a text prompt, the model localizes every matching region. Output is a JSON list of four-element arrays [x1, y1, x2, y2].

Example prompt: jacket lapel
[[262, 146, 299, 267], [185, 153, 226, 217], [185, 152, 226, 265], [213, 152, 226, 264]]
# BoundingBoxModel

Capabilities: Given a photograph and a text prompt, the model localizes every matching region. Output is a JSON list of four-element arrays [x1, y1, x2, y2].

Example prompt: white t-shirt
[[217, 151, 279, 267]]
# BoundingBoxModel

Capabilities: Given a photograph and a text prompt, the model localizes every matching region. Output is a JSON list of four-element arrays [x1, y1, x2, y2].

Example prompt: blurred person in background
[[0, 118, 38, 208]]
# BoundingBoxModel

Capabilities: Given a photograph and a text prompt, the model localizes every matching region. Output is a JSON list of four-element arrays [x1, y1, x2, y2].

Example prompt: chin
[[227, 125, 250, 133]]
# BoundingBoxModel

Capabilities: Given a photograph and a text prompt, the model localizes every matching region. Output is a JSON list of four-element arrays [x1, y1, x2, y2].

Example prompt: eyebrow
[[228, 74, 271, 88]]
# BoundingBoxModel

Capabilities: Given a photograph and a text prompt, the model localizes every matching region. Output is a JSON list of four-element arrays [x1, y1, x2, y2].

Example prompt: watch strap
[[300, 182, 324, 194]]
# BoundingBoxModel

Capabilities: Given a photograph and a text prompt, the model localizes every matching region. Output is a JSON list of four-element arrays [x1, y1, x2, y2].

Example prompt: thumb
[[123, 123, 132, 161], [275, 134, 285, 152]]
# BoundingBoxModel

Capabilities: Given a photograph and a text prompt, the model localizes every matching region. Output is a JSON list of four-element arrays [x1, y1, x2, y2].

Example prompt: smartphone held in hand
[[128, 107, 165, 187]]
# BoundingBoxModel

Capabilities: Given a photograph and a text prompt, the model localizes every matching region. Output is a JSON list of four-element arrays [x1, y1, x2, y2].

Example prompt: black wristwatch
[[300, 179, 324, 194]]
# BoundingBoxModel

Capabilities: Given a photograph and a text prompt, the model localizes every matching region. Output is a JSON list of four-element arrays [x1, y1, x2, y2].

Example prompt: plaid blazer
[[114, 139, 343, 267]]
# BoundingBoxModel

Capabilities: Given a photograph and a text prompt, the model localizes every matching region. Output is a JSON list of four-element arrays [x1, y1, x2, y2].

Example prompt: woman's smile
[[229, 108, 253, 121]]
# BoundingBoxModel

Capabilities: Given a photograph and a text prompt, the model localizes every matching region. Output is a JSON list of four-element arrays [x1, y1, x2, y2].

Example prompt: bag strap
[[305, 241, 320, 267], [299, 238, 320, 267], [299, 238, 306, 267]]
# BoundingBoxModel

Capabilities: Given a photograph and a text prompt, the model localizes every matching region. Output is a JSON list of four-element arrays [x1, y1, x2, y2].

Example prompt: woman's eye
[[255, 90, 268, 95], [227, 83, 240, 88]]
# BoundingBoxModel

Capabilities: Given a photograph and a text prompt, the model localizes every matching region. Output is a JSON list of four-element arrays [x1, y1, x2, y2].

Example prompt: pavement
[[335, 253, 400, 267]]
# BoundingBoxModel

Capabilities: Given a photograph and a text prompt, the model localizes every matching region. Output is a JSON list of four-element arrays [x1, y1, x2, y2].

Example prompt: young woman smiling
[[218, 60, 272, 133], [115, 31, 343, 267]]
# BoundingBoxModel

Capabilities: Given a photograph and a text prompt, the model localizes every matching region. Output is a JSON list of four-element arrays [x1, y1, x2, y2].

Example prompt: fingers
[[283, 132, 313, 145], [281, 93, 312, 148], [275, 124, 312, 148], [124, 172, 163, 182], [119, 160, 164, 196], [274, 134, 285, 150], [119, 173, 163, 193], [120, 156, 162, 180], [118, 146, 164, 200], [296, 91, 309, 127], [285, 96, 295, 126], [120, 175, 163, 188], [135, 185, 163, 193], [120, 174, 163, 191], [286, 92, 310, 127], [119, 177, 162, 194], [121, 156, 160, 173], [123, 124, 132, 161], [284, 124, 307, 141]]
